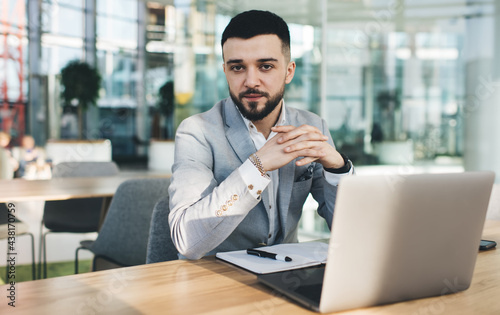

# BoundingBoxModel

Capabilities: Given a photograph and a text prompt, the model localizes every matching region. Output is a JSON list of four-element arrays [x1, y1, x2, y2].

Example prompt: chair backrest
[[51, 161, 119, 178], [90, 177, 171, 266], [43, 161, 120, 232], [146, 195, 178, 263]]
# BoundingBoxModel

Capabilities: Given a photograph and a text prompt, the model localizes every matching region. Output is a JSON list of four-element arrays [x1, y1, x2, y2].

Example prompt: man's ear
[[285, 61, 296, 84]]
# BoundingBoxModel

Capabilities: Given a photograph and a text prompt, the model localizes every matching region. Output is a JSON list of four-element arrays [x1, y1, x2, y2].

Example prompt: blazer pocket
[[295, 163, 315, 182], [291, 177, 313, 207]]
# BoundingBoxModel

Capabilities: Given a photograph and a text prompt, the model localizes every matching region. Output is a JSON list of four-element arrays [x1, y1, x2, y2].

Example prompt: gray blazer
[[168, 98, 338, 259]]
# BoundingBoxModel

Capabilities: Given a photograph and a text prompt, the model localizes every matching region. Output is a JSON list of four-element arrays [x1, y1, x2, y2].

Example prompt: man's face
[[222, 34, 295, 121]]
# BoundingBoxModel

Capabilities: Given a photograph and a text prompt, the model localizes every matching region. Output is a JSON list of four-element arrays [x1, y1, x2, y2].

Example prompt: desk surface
[[3, 220, 500, 314], [0, 173, 169, 202]]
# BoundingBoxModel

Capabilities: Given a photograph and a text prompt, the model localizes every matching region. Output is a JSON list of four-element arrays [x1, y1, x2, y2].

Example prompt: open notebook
[[216, 242, 329, 274]]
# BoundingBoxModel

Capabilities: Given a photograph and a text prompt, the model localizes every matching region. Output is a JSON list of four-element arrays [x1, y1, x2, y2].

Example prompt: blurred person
[[0, 131, 19, 179], [12, 135, 50, 179]]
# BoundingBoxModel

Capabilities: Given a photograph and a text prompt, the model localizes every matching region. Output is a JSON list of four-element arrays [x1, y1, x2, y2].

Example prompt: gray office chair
[[75, 177, 170, 273], [41, 161, 119, 278], [146, 195, 178, 263], [0, 203, 36, 280]]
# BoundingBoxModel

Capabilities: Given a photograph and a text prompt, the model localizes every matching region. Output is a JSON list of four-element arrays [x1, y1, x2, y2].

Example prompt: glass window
[[96, 50, 138, 106], [41, 1, 84, 38], [96, 16, 138, 43], [41, 45, 83, 75], [97, 0, 137, 19], [325, 0, 469, 165]]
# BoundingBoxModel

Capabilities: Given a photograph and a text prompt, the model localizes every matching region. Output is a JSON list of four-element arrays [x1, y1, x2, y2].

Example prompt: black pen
[[246, 248, 292, 262]]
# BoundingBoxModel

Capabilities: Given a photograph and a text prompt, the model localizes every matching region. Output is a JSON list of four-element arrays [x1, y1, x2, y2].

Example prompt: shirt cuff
[[323, 163, 354, 186], [238, 159, 271, 199]]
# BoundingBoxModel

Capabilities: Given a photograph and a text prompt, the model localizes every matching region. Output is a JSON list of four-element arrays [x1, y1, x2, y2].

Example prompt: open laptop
[[257, 171, 495, 313]]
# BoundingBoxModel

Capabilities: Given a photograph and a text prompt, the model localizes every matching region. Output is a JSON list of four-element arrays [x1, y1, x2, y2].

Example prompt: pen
[[246, 248, 292, 262]]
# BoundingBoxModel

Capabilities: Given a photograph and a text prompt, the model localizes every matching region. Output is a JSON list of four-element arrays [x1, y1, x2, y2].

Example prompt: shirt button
[[248, 184, 254, 190], [269, 205, 272, 209], [268, 234, 272, 238], [256, 190, 262, 195]]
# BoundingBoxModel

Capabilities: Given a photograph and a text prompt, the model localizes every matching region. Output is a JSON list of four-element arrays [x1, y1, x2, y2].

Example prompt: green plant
[[375, 89, 401, 141], [60, 60, 102, 139], [157, 81, 175, 139]]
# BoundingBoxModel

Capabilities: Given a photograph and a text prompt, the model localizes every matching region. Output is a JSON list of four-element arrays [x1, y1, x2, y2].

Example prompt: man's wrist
[[324, 152, 351, 174], [249, 153, 270, 179]]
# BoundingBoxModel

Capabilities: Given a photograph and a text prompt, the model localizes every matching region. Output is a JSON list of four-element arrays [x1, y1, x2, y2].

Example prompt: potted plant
[[157, 81, 175, 140], [148, 81, 176, 172], [373, 89, 413, 164], [60, 60, 102, 139]]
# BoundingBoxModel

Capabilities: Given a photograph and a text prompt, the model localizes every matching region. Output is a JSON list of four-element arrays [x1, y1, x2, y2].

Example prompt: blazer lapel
[[223, 98, 256, 163], [277, 106, 296, 237], [223, 99, 271, 213]]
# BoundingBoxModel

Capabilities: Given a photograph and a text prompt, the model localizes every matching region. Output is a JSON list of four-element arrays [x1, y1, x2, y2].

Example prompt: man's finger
[[274, 125, 327, 144], [295, 156, 319, 166]]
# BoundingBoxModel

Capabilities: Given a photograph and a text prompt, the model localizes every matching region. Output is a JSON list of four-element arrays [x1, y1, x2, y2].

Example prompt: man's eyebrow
[[226, 59, 243, 64], [225, 58, 279, 64], [257, 58, 278, 63]]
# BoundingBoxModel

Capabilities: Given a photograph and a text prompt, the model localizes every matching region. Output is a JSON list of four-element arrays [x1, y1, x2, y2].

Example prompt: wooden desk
[[3, 221, 500, 314], [0, 175, 169, 203], [0, 173, 170, 239]]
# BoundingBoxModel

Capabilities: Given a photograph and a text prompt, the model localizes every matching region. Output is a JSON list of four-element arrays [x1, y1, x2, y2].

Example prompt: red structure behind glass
[[1, 0, 26, 145]]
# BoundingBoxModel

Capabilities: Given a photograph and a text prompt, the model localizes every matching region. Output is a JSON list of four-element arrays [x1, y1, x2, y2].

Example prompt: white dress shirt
[[237, 102, 352, 244]]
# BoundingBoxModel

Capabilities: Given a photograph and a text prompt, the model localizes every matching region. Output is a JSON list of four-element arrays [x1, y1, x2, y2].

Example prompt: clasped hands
[[255, 124, 345, 173]]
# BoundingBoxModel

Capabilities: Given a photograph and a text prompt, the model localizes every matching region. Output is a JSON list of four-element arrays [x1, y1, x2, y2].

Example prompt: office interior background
[[2, 0, 500, 234], [2, 0, 499, 169]]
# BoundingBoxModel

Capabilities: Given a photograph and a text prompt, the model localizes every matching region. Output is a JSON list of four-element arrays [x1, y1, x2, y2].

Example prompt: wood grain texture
[[0, 174, 170, 202], [2, 221, 500, 314]]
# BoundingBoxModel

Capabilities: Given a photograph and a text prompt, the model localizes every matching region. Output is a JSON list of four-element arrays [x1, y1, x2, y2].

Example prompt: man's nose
[[244, 67, 260, 88]]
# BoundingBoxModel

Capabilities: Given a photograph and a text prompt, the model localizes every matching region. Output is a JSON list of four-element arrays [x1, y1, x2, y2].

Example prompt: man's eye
[[231, 65, 243, 71], [261, 64, 274, 70]]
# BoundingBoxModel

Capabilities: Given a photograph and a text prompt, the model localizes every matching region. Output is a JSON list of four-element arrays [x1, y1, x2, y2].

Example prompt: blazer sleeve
[[310, 118, 343, 230], [167, 117, 261, 259]]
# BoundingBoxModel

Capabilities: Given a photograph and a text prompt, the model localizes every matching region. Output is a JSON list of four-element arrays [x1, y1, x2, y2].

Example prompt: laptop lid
[[258, 171, 495, 312], [319, 171, 495, 313]]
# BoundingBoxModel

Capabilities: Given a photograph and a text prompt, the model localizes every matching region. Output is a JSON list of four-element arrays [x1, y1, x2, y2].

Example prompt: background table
[[3, 220, 500, 314], [0, 174, 169, 203]]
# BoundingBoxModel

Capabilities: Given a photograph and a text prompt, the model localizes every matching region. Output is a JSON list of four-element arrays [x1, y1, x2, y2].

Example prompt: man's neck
[[252, 101, 283, 139]]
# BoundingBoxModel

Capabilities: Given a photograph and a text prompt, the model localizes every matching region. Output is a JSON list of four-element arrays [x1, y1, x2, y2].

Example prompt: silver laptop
[[257, 171, 495, 313]]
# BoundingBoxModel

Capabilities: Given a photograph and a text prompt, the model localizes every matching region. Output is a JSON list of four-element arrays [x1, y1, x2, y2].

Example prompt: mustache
[[239, 89, 269, 98]]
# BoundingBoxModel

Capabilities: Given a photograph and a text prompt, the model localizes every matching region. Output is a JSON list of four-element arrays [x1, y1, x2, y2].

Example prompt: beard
[[230, 85, 285, 122]]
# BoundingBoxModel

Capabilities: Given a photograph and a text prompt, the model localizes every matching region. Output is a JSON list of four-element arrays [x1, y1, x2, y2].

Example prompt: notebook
[[257, 171, 495, 313], [216, 242, 328, 274]]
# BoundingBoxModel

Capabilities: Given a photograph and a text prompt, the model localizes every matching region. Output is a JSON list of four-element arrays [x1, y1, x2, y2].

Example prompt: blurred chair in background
[[76, 178, 170, 273], [1, 203, 36, 281], [146, 195, 178, 264], [40, 161, 120, 278]]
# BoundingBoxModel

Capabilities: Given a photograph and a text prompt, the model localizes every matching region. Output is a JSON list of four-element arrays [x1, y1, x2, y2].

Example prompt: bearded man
[[167, 10, 353, 259]]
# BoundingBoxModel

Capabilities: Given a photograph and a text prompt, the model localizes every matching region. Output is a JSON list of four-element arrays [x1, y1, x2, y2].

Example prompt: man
[[168, 10, 352, 260]]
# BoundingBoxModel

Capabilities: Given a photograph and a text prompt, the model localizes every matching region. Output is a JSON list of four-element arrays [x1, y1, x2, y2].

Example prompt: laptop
[[257, 171, 495, 313]]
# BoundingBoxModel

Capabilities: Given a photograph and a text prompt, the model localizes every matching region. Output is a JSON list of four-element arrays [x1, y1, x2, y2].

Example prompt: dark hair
[[221, 10, 291, 60]]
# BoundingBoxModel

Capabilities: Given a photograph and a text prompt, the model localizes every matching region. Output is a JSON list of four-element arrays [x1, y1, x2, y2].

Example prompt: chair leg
[[75, 246, 82, 274], [4, 233, 36, 282], [28, 233, 36, 281], [42, 231, 49, 279], [5, 244, 8, 283], [38, 220, 44, 279]]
